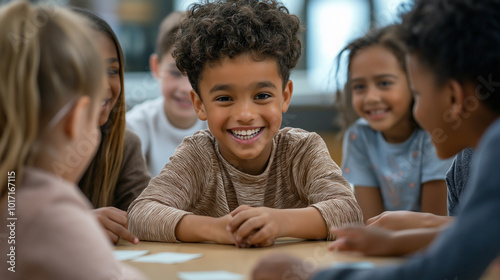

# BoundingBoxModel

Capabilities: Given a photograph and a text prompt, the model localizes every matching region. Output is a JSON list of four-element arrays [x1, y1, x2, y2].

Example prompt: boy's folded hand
[[227, 205, 279, 248], [212, 214, 238, 245]]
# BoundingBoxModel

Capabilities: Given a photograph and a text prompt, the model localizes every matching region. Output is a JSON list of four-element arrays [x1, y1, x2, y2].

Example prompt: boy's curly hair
[[173, 0, 302, 96], [399, 0, 500, 113]]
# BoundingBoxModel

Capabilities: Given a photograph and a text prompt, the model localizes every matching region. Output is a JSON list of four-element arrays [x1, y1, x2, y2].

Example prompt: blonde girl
[[0, 2, 144, 279]]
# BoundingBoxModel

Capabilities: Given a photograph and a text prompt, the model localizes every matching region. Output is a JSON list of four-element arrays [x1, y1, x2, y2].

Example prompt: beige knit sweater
[[128, 128, 362, 242]]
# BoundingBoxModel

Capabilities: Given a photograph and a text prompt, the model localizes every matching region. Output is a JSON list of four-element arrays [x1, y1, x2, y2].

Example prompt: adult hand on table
[[330, 224, 443, 257], [329, 226, 396, 256], [367, 210, 452, 230], [92, 206, 139, 245]]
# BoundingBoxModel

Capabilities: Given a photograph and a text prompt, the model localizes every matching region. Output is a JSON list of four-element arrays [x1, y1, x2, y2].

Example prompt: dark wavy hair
[[334, 25, 417, 133], [173, 0, 302, 96], [72, 7, 126, 209], [398, 0, 500, 113]]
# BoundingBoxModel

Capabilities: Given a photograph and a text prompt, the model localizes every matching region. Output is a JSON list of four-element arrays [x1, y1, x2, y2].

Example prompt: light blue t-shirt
[[342, 119, 454, 211]]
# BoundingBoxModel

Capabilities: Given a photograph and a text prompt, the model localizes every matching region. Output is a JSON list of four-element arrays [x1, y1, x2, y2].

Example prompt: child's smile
[[154, 52, 198, 129], [191, 53, 292, 174], [229, 127, 264, 142], [364, 108, 390, 121], [350, 45, 414, 143], [172, 93, 193, 109]]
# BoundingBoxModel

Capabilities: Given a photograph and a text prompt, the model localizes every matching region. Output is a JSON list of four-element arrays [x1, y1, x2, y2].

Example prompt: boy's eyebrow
[[209, 84, 232, 93], [209, 81, 277, 94], [255, 81, 277, 89]]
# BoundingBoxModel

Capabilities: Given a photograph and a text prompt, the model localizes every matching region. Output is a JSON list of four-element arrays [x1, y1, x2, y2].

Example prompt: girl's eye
[[352, 84, 365, 91], [215, 96, 232, 102], [255, 93, 271, 100], [107, 68, 119, 76], [379, 80, 393, 87]]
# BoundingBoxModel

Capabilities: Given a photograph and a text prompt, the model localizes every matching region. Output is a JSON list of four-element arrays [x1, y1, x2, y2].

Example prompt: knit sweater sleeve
[[127, 132, 213, 242], [285, 129, 363, 240]]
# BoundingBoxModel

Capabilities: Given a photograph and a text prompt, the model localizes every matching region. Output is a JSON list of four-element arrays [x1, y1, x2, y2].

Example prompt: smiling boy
[[128, 0, 362, 247]]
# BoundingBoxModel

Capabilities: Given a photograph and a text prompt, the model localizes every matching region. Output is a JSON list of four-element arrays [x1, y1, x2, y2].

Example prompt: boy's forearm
[[175, 215, 218, 242], [128, 200, 189, 242], [277, 207, 328, 240], [175, 214, 234, 244]]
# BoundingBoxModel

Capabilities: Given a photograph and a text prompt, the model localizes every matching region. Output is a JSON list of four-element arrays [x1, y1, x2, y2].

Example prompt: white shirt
[[126, 96, 207, 176]]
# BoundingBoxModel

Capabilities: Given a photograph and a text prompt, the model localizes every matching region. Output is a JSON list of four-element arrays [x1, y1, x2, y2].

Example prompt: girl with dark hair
[[336, 25, 452, 223], [73, 7, 151, 245]]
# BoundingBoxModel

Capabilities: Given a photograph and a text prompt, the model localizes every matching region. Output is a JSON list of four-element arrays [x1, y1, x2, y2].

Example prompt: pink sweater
[[0, 167, 145, 280]]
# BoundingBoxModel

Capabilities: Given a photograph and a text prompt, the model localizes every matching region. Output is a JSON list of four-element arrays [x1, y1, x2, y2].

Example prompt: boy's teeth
[[231, 128, 261, 140], [233, 128, 259, 136]]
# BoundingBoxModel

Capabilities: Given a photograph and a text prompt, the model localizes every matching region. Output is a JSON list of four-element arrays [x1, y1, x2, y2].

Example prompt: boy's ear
[[448, 79, 466, 119], [281, 80, 293, 113], [150, 53, 160, 79], [190, 90, 207, 121], [63, 96, 91, 140]]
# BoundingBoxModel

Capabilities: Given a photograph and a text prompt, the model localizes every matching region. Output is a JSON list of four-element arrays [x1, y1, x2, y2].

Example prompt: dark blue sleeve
[[446, 147, 474, 216], [313, 121, 500, 280]]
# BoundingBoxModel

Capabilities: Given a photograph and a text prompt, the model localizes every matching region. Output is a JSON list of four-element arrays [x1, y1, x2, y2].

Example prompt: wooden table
[[116, 239, 499, 280], [116, 239, 398, 279]]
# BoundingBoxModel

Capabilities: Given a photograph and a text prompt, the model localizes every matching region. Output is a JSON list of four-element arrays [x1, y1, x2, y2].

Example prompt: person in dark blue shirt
[[252, 0, 500, 279]]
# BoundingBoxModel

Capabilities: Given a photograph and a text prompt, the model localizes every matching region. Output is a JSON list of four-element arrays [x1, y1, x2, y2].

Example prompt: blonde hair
[[0, 2, 103, 198], [73, 8, 126, 208]]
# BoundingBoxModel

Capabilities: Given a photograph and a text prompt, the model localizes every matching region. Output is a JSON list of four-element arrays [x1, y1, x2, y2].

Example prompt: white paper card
[[332, 261, 375, 269], [113, 250, 149, 261], [178, 271, 244, 280], [132, 252, 202, 264]]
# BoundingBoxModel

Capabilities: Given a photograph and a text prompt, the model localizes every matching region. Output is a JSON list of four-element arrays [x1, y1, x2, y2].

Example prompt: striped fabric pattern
[[128, 128, 362, 242]]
